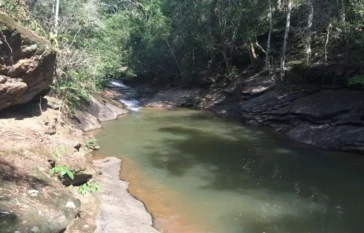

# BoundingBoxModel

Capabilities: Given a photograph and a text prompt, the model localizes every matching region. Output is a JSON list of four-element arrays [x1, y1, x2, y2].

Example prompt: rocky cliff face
[[0, 12, 56, 111], [208, 74, 364, 153], [141, 73, 364, 153]]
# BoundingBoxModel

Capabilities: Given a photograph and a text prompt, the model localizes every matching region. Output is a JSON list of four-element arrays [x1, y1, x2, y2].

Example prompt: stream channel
[[94, 103, 364, 233]]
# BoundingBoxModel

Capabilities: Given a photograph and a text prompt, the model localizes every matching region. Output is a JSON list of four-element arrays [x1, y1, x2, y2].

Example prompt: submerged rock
[[142, 89, 201, 108], [0, 12, 56, 111]]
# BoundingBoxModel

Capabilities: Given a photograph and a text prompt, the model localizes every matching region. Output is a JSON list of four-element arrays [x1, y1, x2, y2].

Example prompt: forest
[[1, 0, 364, 111], [2, 1, 364, 232]]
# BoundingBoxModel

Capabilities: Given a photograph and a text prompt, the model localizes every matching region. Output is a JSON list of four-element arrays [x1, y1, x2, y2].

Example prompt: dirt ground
[[0, 96, 99, 233]]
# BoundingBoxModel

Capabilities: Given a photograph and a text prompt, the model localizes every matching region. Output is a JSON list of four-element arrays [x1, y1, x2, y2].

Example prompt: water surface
[[95, 108, 364, 233]]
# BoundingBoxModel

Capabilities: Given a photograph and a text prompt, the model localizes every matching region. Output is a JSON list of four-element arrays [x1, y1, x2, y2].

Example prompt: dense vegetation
[[1, 0, 364, 110]]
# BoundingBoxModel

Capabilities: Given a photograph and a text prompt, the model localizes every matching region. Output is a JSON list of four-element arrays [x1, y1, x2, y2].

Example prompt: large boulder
[[0, 12, 56, 111], [0, 150, 81, 233], [240, 88, 364, 152]]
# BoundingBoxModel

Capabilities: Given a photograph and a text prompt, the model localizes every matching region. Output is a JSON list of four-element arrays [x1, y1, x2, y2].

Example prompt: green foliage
[[85, 138, 97, 150], [50, 165, 75, 180], [348, 75, 364, 86], [15, 0, 364, 95], [78, 181, 100, 195], [2, 0, 19, 13], [52, 146, 67, 161], [51, 72, 90, 115]]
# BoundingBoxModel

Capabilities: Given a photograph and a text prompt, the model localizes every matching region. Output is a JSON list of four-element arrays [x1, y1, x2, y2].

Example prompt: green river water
[[95, 108, 364, 233]]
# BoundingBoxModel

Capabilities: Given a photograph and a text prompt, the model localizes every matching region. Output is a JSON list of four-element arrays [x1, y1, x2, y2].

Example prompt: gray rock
[[142, 89, 200, 108], [94, 158, 159, 233], [238, 88, 364, 151], [0, 150, 81, 233], [203, 72, 364, 152], [88, 96, 128, 122], [74, 109, 102, 132]]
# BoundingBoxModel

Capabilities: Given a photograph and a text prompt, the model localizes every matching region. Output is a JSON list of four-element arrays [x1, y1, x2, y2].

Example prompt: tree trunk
[[166, 39, 183, 77], [340, 0, 346, 33], [221, 47, 231, 74], [277, 0, 282, 10], [340, 0, 349, 63], [305, 0, 314, 65], [266, 0, 273, 72], [280, 0, 292, 80], [324, 23, 332, 62], [54, 0, 60, 35], [250, 42, 258, 64]]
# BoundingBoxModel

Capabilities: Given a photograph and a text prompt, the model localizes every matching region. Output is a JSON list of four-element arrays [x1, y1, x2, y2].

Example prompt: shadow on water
[[96, 109, 364, 233], [143, 123, 364, 233]]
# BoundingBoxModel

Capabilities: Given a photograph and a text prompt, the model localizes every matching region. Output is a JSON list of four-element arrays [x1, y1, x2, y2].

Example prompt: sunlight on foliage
[[78, 181, 100, 195], [50, 165, 75, 180]]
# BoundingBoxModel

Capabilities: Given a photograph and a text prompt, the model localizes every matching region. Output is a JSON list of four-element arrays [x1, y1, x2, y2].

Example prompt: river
[[94, 108, 364, 233]]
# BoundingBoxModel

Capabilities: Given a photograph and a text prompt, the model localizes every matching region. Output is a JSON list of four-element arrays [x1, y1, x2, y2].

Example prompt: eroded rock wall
[[208, 73, 364, 152], [0, 12, 56, 111], [141, 73, 364, 153]]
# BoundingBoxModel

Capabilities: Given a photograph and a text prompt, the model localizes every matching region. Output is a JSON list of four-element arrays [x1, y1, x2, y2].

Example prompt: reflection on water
[[95, 109, 364, 233]]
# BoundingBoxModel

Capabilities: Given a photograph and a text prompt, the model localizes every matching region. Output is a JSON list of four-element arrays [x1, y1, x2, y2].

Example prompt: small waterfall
[[119, 99, 142, 112], [108, 79, 130, 89], [108, 79, 142, 112]]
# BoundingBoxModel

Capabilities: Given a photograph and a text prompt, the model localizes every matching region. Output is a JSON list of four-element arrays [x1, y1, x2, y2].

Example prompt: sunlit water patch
[[95, 108, 364, 233]]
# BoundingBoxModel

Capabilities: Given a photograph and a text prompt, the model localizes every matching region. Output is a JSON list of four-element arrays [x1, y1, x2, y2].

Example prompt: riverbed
[[94, 108, 364, 233]]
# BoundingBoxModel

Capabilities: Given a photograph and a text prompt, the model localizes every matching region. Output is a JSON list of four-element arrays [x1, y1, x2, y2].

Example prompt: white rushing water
[[119, 99, 142, 112], [108, 79, 142, 112], [108, 79, 130, 89]]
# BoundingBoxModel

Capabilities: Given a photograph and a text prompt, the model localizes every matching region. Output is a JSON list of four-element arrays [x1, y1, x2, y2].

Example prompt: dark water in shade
[[94, 108, 364, 233]]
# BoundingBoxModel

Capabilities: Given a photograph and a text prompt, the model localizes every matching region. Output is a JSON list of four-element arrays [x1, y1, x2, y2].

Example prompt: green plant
[[2, 0, 19, 13], [85, 138, 97, 150], [50, 165, 75, 180], [348, 75, 364, 86], [52, 146, 67, 161], [78, 181, 100, 195], [51, 73, 90, 116]]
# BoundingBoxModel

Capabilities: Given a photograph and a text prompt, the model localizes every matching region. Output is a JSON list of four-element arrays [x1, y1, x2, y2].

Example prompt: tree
[[280, 0, 292, 80], [305, 0, 314, 65], [266, 0, 273, 73]]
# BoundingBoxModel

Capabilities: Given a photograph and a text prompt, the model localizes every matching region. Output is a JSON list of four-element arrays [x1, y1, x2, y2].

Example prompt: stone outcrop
[[0, 12, 56, 111], [142, 73, 364, 153], [88, 96, 128, 122], [74, 95, 129, 132], [142, 89, 201, 108], [207, 73, 364, 152], [239, 88, 364, 152], [0, 99, 99, 232], [94, 158, 160, 233], [0, 150, 81, 233]]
